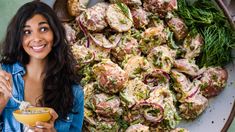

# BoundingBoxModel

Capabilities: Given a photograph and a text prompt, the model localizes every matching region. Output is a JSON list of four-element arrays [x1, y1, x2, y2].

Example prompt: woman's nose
[[31, 31, 43, 43]]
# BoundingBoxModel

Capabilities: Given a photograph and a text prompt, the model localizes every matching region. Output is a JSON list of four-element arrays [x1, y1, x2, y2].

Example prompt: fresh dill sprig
[[116, 2, 133, 22], [177, 0, 235, 67], [200, 25, 230, 67]]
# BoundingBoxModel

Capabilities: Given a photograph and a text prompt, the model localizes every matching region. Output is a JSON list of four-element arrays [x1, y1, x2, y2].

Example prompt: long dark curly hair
[[0, 1, 80, 119]]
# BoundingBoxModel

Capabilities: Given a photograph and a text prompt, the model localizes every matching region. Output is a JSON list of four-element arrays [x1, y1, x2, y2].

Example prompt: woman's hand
[[0, 70, 12, 111], [34, 109, 59, 132]]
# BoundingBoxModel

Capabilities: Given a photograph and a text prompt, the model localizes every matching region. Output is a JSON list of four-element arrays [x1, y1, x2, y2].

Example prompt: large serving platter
[[42, 0, 235, 131]]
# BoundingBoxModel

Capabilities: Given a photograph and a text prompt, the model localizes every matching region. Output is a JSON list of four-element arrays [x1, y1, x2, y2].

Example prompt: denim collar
[[12, 62, 26, 75]]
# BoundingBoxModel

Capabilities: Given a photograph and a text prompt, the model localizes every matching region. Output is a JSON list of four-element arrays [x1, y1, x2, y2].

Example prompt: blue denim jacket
[[0, 62, 84, 132]]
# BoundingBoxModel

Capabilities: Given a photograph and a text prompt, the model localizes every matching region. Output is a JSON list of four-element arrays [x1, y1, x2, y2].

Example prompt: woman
[[0, 1, 84, 132]]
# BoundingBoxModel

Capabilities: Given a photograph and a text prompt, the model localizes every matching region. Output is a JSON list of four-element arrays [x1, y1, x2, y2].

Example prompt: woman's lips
[[31, 45, 46, 52]]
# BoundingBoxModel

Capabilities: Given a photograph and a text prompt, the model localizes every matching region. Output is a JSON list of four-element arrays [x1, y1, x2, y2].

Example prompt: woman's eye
[[23, 30, 31, 35], [40, 27, 49, 32]]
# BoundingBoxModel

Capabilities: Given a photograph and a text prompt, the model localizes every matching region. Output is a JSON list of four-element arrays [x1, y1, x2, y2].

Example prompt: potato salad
[[64, 0, 229, 131]]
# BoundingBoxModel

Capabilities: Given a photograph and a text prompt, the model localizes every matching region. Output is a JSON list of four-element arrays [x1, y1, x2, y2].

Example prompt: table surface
[[0, 0, 234, 131]]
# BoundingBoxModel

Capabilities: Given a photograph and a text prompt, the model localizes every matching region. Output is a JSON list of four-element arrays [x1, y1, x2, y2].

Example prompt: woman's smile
[[30, 44, 47, 52]]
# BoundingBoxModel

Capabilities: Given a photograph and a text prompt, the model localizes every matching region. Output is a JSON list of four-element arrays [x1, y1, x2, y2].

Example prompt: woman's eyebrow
[[23, 25, 30, 28], [23, 21, 48, 28], [39, 21, 49, 25]]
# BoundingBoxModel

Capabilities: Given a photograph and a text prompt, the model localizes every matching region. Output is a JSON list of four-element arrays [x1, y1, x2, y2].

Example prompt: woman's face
[[22, 14, 54, 61]]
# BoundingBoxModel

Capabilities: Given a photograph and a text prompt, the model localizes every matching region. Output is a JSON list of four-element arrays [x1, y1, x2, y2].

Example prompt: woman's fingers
[[0, 70, 10, 80], [34, 109, 58, 131], [0, 72, 11, 86], [0, 70, 12, 81], [0, 80, 12, 98], [34, 127, 44, 132], [36, 121, 53, 129], [0, 85, 11, 97], [0, 70, 12, 97], [0, 78, 11, 92], [0, 75, 11, 89], [35, 121, 57, 132], [49, 109, 59, 123]]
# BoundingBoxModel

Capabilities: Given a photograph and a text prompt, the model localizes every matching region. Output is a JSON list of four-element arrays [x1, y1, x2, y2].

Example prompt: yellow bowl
[[13, 107, 52, 126]]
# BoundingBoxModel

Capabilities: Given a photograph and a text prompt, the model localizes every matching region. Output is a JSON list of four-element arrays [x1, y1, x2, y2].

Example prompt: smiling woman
[[0, 1, 84, 132]]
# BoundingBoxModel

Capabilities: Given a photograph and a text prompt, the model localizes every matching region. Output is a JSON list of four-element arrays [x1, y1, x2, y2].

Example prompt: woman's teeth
[[32, 45, 45, 50]]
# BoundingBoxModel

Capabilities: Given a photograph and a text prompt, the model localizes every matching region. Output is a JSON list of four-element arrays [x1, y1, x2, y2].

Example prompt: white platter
[[42, 0, 235, 131]]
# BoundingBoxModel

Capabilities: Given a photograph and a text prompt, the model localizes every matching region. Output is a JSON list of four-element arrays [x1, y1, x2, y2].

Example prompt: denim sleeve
[[71, 86, 84, 132], [0, 114, 3, 131]]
